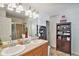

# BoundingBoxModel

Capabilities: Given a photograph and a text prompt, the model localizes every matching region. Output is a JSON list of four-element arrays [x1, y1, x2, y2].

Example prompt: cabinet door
[[32, 46, 43, 56], [22, 47, 42, 56], [42, 43, 48, 56], [61, 40, 71, 53], [16, 24, 25, 39], [21, 43, 48, 56], [57, 39, 61, 51], [22, 51, 33, 56]]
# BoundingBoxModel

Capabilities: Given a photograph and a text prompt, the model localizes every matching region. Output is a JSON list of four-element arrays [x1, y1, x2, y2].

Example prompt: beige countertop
[[0, 39, 48, 56], [17, 39, 48, 56]]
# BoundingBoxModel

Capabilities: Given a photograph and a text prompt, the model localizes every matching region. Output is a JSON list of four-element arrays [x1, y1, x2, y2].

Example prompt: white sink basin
[[1, 45, 26, 56]]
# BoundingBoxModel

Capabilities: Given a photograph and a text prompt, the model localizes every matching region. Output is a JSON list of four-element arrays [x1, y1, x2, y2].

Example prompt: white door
[[0, 17, 11, 42]]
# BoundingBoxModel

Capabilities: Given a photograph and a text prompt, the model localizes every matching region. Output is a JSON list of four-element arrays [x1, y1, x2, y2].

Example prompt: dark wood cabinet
[[56, 22, 71, 54]]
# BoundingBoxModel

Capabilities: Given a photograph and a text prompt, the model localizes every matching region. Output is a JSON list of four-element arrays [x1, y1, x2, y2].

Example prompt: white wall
[[49, 4, 79, 55], [0, 8, 6, 17], [0, 8, 12, 42], [0, 17, 12, 42], [38, 13, 49, 26], [49, 16, 57, 47]]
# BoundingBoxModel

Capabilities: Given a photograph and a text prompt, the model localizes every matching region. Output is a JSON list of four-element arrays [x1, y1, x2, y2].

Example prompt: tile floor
[[50, 47, 70, 56]]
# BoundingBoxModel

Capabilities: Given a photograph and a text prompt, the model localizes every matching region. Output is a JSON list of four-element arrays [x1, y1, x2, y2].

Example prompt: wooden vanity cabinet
[[42, 43, 48, 56], [21, 43, 48, 56]]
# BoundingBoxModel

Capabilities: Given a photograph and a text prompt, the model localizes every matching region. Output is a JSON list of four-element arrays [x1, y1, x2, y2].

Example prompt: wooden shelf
[[56, 22, 71, 54], [57, 22, 71, 25], [57, 34, 70, 36]]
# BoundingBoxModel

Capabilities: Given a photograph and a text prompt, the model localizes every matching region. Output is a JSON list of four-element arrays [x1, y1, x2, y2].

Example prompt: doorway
[[46, 21, 50, 44], [16, 24, 26, 39]]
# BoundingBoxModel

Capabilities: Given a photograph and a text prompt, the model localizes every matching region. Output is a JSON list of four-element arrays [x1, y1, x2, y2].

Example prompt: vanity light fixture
[[7, 3, 17, 11], [0, 3, 39, 19], [33, 11, 39, 19], [16, 4, 24, 13], [0, 3, 5, 8], [25, 6, 32, 16], [25, 6, 39, 19]]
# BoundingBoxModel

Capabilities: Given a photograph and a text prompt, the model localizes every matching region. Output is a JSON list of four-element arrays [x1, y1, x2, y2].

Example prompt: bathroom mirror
[[0, 16, 37, 42], [0, 13, 27, 42], [0, 11, 38, 42], [27, 17, 38, 37]]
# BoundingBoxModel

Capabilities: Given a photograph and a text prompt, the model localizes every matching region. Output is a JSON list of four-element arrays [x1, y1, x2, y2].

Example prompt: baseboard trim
[[50, 45, 56, 49], [71, 53, 79, 56]]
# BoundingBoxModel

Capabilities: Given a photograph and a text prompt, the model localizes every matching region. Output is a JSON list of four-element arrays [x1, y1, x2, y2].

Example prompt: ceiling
[[6, 3, 79, 20], [22, 3, 78, 15]]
